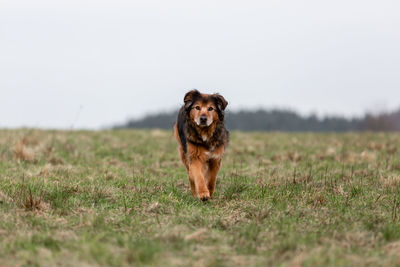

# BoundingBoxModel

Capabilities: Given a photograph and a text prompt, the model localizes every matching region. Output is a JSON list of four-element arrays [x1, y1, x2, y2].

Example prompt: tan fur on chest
[[186, 143, 224, 162], [204, 146, 224, 160]]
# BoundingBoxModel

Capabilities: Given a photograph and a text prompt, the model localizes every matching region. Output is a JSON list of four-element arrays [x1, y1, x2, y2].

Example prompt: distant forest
[[114, 108, 400, 132]]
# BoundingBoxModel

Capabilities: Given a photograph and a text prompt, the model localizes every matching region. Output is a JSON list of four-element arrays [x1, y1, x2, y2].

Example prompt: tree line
[[114, 108, 400, 131]]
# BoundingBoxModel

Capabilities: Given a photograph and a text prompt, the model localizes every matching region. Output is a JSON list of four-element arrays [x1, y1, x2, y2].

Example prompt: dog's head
[[183, 89, 228, 128]]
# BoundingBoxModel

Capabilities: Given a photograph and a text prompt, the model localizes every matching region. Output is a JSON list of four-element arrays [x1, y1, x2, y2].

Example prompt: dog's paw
[[198, 191, 210, 201], [200, 196, 209, 202]]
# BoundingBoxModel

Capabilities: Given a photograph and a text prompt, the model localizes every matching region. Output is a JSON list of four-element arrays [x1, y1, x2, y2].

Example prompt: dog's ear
[[184, 90, 201, 109], [213, 93, 228, 111]]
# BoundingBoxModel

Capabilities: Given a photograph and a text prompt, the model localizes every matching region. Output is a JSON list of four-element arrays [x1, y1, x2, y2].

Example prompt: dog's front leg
[[207, 159, 221, 198], [188, 159, 210, 201]]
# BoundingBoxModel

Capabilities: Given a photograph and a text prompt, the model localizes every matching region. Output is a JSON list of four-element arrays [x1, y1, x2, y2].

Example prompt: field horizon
[[1, 129, 400, 266]]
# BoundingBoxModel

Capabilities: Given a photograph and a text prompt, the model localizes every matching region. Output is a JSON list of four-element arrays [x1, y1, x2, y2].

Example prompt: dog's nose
[[200, 115, 207, 124]]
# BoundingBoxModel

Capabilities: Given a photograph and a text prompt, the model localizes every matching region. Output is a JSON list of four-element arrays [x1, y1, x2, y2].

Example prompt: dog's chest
[[204, 148, 221, 160]]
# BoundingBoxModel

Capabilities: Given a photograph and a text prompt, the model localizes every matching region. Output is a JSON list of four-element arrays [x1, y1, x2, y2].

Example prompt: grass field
[[1, 129, 400, 266]]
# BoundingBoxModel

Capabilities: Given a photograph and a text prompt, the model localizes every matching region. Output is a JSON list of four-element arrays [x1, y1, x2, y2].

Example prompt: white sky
[[1, 0, 400, 129]]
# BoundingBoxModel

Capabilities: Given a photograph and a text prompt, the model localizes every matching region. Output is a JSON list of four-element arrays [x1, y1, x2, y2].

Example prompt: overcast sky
[[1, 0, 400, 129]]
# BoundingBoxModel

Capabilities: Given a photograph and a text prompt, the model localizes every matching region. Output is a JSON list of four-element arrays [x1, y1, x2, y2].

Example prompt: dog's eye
[[208, 107, 214, 111], [195, 106, 200, 110]]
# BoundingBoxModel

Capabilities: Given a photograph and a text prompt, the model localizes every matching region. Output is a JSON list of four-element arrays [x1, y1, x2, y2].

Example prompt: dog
[[174, 90, 229, 201]]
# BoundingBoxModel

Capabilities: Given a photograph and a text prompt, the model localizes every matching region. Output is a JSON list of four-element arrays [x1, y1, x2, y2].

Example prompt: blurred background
[[1, 0, 399, 131]]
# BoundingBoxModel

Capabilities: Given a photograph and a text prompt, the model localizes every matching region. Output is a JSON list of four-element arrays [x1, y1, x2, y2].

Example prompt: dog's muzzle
[[200, 115, 207, 125]]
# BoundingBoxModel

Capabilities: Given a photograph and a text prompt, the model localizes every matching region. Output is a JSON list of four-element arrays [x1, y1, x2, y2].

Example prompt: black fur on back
[[177, 106, 188, 153]]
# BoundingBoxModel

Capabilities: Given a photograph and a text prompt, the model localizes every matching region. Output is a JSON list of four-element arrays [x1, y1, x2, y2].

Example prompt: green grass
[[1, 129, 400, 266]]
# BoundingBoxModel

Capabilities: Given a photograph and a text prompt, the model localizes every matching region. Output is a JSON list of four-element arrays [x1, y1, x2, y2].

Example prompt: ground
[[0, 129, 400, 266]]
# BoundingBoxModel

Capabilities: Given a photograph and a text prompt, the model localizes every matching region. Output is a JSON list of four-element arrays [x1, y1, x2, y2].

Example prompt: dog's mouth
[[200, 121, 208, 127], [197, 122, 208, 128], [195, 118, 212, 127]]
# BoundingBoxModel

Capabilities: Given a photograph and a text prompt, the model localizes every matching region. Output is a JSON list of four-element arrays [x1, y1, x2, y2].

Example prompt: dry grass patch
[[13, 137, 35, 162]]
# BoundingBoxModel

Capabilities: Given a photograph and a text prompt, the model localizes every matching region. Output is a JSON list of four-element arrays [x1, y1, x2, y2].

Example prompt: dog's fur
[[174, 90, 229, 201]]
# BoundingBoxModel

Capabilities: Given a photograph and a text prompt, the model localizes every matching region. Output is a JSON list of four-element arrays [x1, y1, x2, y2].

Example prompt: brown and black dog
[[174, 90, 229, 201]]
